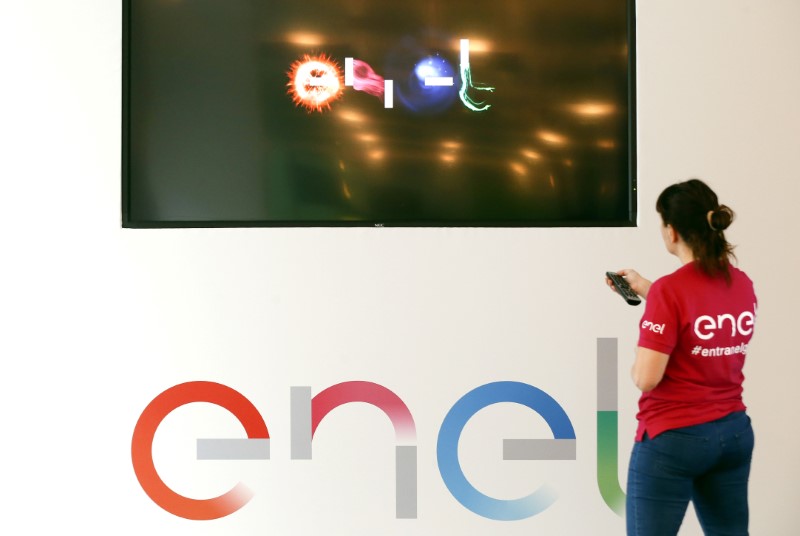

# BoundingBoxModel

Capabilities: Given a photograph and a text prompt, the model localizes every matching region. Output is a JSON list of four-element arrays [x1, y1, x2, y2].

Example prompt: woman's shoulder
[[729, 265, 752, 279], [650, 263, 714, 296], [729, 265, 756, 290], [647, 268, 685, 300], [653, 263, 697, 287]]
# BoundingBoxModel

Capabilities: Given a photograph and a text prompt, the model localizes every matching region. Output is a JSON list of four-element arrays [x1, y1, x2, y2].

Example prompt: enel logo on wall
[[131, 339, 626, 522]]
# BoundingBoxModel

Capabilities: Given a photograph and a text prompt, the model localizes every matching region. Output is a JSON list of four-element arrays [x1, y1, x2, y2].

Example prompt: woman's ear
[[665, 224, 678, 244]]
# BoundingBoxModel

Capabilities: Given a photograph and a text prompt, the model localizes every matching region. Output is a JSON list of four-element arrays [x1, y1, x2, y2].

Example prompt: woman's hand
[[606, 269, 652, 299]]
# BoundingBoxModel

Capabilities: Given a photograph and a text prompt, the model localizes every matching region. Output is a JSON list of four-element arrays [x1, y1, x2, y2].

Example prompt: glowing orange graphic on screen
[[288, 54, 344, 112]]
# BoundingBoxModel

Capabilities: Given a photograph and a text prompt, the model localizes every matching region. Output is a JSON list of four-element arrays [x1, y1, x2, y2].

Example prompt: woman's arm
[[631, 347, 669, 392]]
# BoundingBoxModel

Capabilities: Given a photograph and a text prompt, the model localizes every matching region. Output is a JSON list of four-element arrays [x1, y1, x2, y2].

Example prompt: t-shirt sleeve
[[638, 279, 678, 355]]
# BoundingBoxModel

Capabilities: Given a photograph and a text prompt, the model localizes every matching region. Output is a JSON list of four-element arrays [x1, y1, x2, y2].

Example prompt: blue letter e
[[437, 381, 576, 520]]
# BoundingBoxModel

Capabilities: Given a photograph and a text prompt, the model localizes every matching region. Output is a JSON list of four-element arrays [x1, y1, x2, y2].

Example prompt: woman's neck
[[674, 242, 695, 265]]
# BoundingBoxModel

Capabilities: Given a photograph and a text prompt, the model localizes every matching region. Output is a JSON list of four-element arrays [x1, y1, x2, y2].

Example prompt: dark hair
[[656, 179, 737, 282]]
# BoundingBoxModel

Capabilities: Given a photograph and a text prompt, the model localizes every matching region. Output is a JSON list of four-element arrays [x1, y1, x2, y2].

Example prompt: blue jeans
[[626, 411, 754, 536]]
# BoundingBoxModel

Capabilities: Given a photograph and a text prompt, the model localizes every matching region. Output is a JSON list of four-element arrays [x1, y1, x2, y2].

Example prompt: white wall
[[1, 1, 798, 534]]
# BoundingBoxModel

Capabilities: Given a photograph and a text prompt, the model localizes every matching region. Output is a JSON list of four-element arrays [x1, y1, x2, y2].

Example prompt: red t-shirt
[[635, 262, 757, 441]]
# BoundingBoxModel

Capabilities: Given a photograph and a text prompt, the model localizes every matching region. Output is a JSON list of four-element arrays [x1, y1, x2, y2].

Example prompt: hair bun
[[707, 205, 734, 231]]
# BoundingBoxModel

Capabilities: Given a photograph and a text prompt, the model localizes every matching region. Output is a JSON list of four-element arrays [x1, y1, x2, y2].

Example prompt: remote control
[[606, 272, 642, 306]]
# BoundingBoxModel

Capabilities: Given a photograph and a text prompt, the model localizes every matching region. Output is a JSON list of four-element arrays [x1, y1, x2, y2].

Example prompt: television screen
[[122, 0, 636, 227]]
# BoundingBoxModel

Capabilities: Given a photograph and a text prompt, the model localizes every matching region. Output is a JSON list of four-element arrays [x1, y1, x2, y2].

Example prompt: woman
[[608, 179, 756, 536]]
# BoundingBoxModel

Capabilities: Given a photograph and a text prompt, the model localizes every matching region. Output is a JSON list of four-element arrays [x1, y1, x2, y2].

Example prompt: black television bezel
[[121, 0, 637, 229]]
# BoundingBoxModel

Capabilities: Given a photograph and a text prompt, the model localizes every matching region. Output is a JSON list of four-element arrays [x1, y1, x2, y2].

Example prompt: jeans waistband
[[714, 410, 747, 424]]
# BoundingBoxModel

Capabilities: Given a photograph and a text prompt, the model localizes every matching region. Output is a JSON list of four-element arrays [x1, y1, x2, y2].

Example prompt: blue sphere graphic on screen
[[396, 55, 458, 114]]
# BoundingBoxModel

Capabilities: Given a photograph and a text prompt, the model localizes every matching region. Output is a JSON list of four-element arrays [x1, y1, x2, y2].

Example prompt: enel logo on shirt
[[693, 303, 757, 341], [641, 320, 665, 334]]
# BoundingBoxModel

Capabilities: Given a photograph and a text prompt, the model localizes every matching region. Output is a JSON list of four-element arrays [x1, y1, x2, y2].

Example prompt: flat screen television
[[122, 0, 636, 227]]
